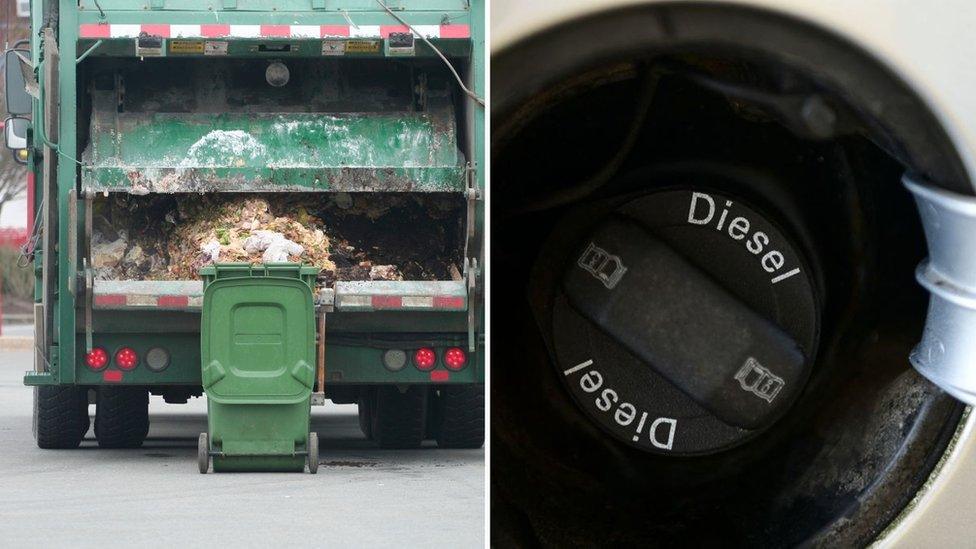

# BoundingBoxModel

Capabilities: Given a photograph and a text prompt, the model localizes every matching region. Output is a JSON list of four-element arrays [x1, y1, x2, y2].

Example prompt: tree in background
[[0, 0, 30, 223], [0, 148, 27, 222]]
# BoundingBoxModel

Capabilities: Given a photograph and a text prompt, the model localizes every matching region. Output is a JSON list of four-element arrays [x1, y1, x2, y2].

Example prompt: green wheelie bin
[[197, 263, 320, 473]]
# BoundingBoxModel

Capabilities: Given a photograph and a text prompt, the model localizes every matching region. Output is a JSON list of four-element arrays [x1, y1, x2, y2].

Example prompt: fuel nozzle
[[905, 175, 976, 404]]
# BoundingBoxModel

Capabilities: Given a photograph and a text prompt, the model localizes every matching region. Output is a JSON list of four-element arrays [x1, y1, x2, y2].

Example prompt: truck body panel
[[20, 0, 484, 404]]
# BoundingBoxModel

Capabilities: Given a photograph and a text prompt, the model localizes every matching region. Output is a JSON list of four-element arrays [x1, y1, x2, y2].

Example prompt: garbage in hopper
[[90, 193, 462, 288]]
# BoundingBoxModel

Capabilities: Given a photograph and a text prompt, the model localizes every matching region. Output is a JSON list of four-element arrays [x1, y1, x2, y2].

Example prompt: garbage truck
[[2, 0, 484, 455]]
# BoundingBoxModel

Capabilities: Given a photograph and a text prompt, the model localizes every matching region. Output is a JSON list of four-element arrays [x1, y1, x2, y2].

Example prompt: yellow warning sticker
[[170, 40, 205, 54], [345, 40, 381, 54]]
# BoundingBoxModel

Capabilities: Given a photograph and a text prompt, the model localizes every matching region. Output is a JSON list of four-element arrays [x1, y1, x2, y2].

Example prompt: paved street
[[0, 348, 484, 548], [1, 323, 33, 337]]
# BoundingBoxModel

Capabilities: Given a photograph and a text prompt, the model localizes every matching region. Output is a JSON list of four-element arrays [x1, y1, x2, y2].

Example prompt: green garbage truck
[[3, 0, 484, 453]]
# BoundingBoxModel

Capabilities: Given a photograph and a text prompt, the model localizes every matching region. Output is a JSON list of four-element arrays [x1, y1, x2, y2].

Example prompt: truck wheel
[[435, 385, 485, 449], [307, 432, 319, 474], [94, 387, 150, 448], [371, 386, 426, 449], [357, 394, 374, 440], [33, 386, 90, 449], [198, 433, 209, 474]]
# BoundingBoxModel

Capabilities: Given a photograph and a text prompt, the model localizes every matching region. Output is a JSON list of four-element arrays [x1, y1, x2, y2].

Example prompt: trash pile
[[91, 193, 463, 287]]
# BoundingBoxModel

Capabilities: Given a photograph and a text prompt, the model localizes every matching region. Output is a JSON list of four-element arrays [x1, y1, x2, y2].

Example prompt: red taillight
[[414, 347, 436, 371], [444, 347, 467, 370], [85, 347, 109, 370], [115, 347, 139, 370]]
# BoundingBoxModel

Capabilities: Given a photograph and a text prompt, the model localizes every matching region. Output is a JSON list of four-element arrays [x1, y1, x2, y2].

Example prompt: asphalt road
[[0, 348, 484, 548], [1, 323, 33, 337]]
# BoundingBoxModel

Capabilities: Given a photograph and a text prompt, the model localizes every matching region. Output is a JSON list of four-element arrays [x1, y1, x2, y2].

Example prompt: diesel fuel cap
[[543, 189, 820, 455]]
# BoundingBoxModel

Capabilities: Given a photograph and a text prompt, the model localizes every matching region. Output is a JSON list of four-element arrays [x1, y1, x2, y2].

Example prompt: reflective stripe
[[402, 296, 434, 308], [259, 25, 292, 38], [291, 25, 321, 38], [125, 295, 158, 307], [337, 294, 465, 310], [409, 25, 442, 38], [439, 24, 471, 38], [109, 24, 141, 38], [158, 295, 190, 308], [371, 295, 403, 309], [338, 295, 371, 308], [94, 294, 195, 309], [380, 24, 411, 37], [433, 296, 465, 309], [201, 24, 231, 38], [94, 294, 126, 307], [80, 24, 470, 40], [92, 290, 460, 310], [79, 23, 111, 38], [229, 25, 262, 38], [349, 25, 382, 38], [171, 25, 202, 38], [140, 24, 171, 38], [321, 25, 351, 37]]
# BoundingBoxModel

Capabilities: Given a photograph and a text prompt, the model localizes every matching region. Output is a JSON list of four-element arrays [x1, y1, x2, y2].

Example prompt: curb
[[0, 337, 34, 351]]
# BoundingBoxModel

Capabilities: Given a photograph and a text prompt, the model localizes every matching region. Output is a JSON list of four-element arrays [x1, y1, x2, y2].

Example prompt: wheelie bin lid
[[201, 263, 318, 404]]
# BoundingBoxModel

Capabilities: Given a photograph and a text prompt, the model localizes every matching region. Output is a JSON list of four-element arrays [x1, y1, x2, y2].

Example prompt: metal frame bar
[[57, 0, 80, 385]]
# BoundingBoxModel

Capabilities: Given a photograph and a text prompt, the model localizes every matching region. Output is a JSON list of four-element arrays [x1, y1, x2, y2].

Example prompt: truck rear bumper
[[90, 279, 467, 312], [24, 331, 483, 387]]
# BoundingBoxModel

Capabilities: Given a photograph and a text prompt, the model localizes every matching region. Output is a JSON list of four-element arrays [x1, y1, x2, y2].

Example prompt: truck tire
[[371, 386, 426, 449], [357, 394, 374, 440], [435, 385, 485, 449], [33, 386, 90, 449], [94, 387, 150, 448]]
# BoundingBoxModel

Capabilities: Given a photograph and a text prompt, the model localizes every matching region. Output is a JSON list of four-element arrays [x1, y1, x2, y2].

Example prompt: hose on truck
[[375, 0, 485, 108]]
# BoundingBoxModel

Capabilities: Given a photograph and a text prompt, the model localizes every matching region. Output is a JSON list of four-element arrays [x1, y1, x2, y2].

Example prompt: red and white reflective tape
[[337, 294, 466, 311], [94, 294, 203, 309], [79, 23, 470, 40], [94, 292, 463, 311]]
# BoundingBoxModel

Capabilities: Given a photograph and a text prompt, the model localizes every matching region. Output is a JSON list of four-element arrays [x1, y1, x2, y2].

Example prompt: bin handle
[[290, 360, 314, 389], [203, 359, 226, 389]]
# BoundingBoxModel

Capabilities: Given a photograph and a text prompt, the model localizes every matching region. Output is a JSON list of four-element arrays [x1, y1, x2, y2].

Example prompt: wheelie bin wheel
[[33, 386, 90, 449], [94, 387, 150, 448], [308, 432, 319, 474], [372, 386, 426, 449], [198, 433, 209, 474], [435, 385, 485, 449]]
